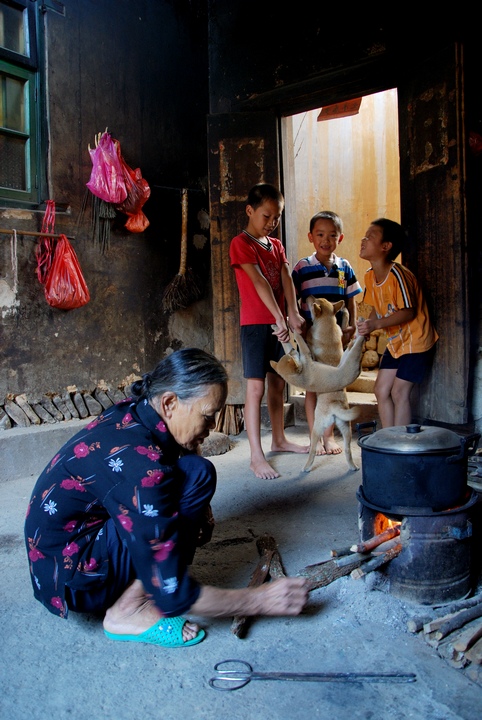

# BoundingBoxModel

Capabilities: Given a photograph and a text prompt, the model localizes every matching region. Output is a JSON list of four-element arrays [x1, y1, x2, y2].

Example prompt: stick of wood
[[230, 535, 276, 638], [450, 617, 482, 653], [330, 545, 354, 558], [334, 552, 373, 568], [350, 526, 401, 554], [296, 556, 367, 590], [408, 594, 482, 634], [466, 636, 482, 665], [269, 549, 287, 580], [350, 544, 402, 580], [431, 603, 482, 642], [370, 537, 402, 555]]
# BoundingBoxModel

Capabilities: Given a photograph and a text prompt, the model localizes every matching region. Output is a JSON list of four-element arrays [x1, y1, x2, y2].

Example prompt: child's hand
[[287, 312, 306, 336], [356, 317, 374, 338], [271, 320, 290, 343]]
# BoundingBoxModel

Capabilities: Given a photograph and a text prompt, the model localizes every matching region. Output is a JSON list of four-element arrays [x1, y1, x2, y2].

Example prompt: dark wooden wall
[[0, 0, 211, 399]]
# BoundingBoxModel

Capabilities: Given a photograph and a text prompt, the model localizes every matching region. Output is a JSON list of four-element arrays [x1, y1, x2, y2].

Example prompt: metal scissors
[[209, 659, 416, 691]]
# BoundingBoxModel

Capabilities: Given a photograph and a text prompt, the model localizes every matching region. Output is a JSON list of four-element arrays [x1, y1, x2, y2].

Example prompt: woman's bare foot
[[323, 434, 342, 455], [103, 579, 201, 642], [250, 457, 280, 479]]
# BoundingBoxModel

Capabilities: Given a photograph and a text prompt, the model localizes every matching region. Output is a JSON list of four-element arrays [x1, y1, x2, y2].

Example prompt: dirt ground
[[1, 423, 482, 720]]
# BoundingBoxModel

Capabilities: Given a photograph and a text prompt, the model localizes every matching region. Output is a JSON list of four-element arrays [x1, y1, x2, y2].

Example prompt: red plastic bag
[[115, 147, 151, 232], [35, 200, 56, 284], [43, 235, 90, 310], [86, 132, 128, 204]]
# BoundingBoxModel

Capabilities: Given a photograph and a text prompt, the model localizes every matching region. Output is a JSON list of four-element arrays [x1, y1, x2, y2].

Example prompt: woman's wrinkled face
[[156, 383, 227, 451]]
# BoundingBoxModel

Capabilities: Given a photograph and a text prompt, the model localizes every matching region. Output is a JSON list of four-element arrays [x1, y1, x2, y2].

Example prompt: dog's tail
[[324, 402, 359, 422]]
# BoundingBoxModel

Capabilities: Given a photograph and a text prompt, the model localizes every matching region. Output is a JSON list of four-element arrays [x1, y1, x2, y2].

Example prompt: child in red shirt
[[230, 183, 307, 478]]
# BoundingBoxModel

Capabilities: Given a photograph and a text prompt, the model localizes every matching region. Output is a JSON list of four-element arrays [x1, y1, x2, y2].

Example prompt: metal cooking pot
[[357, 422, 480, 512]]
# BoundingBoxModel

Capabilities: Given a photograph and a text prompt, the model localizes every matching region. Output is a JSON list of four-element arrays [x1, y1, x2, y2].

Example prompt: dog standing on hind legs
[[302, 295, 360, 472]]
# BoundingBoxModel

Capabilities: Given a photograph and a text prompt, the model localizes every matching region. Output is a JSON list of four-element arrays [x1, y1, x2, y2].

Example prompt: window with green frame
[[0, 0, 40, 205]]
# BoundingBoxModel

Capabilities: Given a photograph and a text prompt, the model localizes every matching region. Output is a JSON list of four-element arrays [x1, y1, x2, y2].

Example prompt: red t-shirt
[[229, 231, 288, 325]]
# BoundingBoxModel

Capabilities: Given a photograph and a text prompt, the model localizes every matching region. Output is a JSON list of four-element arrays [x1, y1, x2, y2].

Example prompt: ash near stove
[[356, 422, 482, 605]]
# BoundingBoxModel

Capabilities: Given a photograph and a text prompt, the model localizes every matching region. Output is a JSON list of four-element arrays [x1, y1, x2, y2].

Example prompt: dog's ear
[[333, 300, 345, 315], [286, 355, 301, 373], [270, 360, 278, 371], [311, 301, 322, 318]]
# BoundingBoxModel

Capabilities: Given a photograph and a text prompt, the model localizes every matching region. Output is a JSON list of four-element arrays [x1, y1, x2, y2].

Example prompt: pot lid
[[359, 423, 461, 453]]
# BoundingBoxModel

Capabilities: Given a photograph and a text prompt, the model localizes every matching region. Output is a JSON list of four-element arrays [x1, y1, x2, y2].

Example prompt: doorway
[[279, 88, 401, 402], [281, 88, 401, 285]]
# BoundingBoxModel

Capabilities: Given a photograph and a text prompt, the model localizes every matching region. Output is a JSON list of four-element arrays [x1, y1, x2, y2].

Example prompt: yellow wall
[[282, 88, 401, 288]]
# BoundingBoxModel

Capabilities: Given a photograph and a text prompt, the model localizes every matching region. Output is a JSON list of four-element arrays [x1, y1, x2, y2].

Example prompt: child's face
[[246, 199, 283, 238], [308, 218, 343, 262], [360, 224, 389, 261]]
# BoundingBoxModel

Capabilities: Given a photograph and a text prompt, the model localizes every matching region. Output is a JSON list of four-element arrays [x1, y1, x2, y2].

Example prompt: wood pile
[[406, 594, 482, 686], [0, 385, 130, 430]]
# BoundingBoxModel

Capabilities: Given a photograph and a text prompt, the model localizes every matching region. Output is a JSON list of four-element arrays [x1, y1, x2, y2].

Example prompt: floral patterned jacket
[[24, 398, 201, 618]]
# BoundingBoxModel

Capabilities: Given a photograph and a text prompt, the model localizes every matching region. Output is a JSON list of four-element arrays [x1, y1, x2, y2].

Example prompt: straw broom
[[162, 187, 203, 312]]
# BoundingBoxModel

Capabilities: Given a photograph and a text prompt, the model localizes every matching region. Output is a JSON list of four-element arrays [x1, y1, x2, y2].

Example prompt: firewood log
[[296, 556, 365, 590], [350, 544, 402, 579], [269, 550, 286, 580], [450, 617, 482, 653], [409, 595, 482, 634], [429, 604, 482, 642], [465, 636, 482, 665], [350, 526, 400, 554], [230, 535, 276, 637]]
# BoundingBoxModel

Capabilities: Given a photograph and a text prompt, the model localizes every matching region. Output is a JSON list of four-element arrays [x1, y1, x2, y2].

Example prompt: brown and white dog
[[271, 296, 362, 472]]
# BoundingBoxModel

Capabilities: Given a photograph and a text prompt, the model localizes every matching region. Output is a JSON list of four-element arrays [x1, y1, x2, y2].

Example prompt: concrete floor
[[1, 421, 482, 720]]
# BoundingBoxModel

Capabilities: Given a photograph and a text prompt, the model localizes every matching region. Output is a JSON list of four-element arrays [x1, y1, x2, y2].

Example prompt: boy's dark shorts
[[241, 324, 285, 379], [379, 346, 435, 384]]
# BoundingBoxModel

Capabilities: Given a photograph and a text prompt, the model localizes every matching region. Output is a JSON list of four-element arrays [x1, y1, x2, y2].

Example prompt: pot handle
[[446, 433, 481, 464], [356, 421, 378, 437]]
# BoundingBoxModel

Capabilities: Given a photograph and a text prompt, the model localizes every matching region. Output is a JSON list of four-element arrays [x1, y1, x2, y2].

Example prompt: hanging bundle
[[43, 235, 90, 310], [35, 200, 57, 284], [115, 143, 151, 233], [35, 201, 90, 309], [161, 188, 203, 312], [86, 130, 127, 204]]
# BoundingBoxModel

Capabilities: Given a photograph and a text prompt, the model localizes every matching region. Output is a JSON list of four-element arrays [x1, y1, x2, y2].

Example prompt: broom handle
[[179, 188, 188, 277]]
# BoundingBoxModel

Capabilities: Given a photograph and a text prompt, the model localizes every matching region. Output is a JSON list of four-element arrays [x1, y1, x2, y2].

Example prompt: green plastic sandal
[[104, 616, 205, 647]]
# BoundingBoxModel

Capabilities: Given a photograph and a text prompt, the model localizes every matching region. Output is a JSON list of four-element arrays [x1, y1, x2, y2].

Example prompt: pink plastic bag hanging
[[86, 131, 128, 204]]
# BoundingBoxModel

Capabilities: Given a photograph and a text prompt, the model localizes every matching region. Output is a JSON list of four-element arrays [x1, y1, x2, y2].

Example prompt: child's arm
[[357, 307, 416, 337], [239, 262, 290, 341], [280, 263, 305, 335]]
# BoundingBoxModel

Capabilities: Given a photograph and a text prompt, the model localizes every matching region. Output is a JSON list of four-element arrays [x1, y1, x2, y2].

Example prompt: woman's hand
[[190, 577, 309, 618], [253, 577, 309, 616]]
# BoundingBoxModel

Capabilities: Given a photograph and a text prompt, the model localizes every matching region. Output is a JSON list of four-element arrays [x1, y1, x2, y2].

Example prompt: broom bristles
[[161, 268, 203, 312]]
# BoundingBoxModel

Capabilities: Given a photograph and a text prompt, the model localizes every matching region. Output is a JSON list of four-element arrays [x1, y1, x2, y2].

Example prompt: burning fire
[[373, 513, 401, 536]]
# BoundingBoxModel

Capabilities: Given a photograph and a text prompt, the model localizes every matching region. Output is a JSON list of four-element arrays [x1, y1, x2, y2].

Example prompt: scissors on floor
[[209, 659, 416, 691]]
